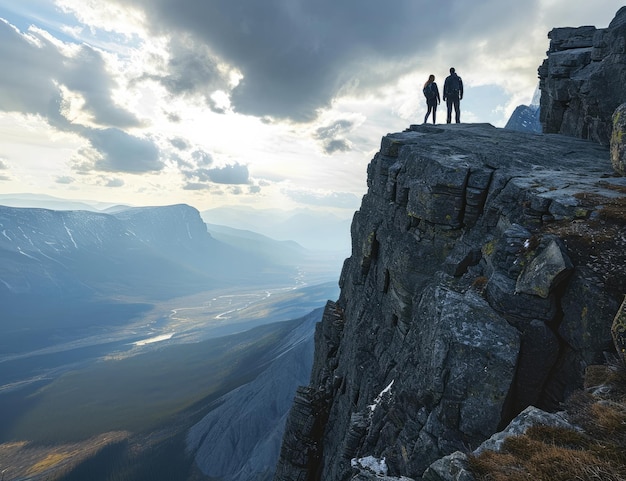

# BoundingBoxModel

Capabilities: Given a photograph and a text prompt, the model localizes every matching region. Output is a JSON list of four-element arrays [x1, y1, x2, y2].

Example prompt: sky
[[0, 1, 623, 216]]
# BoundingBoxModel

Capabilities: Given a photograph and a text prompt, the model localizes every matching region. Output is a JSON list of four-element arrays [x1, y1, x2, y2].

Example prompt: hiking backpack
[[423, 83, 436, 99]]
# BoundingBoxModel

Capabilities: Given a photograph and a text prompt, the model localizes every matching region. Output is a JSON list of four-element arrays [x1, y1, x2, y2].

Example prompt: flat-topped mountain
[[0, 203, 298, 352]]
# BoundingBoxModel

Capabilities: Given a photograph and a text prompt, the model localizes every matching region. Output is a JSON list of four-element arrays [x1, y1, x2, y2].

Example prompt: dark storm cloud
[[142, 36, 233, 112], [112, 0, 541, 121], [87, 128, 162, 173]]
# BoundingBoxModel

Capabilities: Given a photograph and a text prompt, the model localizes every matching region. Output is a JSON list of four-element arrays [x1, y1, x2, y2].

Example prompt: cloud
[[192, 150, 213, 166], [100, 0, 549, 123], [0, 20, 140, 129], [0, 19, 157, 175], [141, 36, 235, 113], [207, 163, 249, 185], [176, 153, 246, 187], [85, 128, 162, 173], [169, 137, 190, 150], [105, 177, 125, 187], [169, 148, 212, 172], [316, 118, 356, 154], [55, 175, 75, 184], [0, 159, 10, 180], [284, 189, 360, 209], [323, 138, 352, 154], [183, 182, 211, 191]]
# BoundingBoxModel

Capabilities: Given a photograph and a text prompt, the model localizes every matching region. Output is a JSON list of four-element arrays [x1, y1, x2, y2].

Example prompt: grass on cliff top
[[468, 359, 626, 481], [543, 183, 626, 297]]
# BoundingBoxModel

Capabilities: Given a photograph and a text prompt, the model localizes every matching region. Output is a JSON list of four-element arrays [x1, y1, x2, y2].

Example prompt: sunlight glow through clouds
[[0, 0, 624, 213]]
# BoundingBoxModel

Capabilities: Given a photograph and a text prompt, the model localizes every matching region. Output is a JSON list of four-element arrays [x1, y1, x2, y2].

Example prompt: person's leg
[[446, 99, 453, 123], [432, 105, 437, 124], [424, 104, 432, 123], [454, 98, 461, 123]]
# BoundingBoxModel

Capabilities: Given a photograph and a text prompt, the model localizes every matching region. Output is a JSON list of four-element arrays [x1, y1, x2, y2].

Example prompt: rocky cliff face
[[274, 123, 626, 481], [539, 7, 626, 145]]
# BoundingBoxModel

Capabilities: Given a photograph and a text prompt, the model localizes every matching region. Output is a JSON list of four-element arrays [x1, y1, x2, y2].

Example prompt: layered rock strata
[[539, 7, 626, 146], [275, 123, 626, 481]]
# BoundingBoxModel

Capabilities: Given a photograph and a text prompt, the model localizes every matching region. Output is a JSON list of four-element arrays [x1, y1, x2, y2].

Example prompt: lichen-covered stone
[[515, 236, 573, 298], [611, 296, 626, 364], [611, 103, 626, 175], [422, 451, 475, 481], [472, 406, 573, 456]]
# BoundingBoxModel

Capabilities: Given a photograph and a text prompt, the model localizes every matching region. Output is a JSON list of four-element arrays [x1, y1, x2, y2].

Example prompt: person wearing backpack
[[422, 74, 441, 124], [443, 67, 464, 123]]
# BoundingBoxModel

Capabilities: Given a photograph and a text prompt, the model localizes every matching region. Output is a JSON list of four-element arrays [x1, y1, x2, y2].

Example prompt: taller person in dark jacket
[[443, 67, 463, 123]]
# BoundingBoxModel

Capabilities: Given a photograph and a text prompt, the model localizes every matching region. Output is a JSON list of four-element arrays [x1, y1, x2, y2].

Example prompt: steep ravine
[[274, 123, 626, 481]]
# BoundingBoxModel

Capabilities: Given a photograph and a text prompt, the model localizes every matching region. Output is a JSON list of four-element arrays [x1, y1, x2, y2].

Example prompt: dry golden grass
[[544, 184, 626, 298], [27, 453, 73, 475], [0, 432, 129, 480], [468, 360, 626, 481]]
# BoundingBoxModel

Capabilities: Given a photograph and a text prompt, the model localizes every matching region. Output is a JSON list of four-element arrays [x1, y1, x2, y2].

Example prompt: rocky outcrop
[[422, 406, 574, 481], [274, 123, 626, 481], [539, 7, 626, 146]]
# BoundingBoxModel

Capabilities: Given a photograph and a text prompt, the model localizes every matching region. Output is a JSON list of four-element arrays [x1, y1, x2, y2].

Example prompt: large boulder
[[422, 406, 574, 481]]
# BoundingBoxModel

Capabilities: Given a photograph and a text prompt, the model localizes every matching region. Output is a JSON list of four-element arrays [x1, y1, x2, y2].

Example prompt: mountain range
[[201, 204, 352, 253], [0, 203, 303, 354]]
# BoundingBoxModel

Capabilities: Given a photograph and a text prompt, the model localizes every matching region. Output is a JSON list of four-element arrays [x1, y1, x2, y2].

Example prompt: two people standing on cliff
[[422, 67, 464, 124]]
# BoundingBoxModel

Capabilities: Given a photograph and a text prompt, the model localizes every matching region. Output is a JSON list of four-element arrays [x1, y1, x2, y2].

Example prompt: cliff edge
[[274, 123, 626, 481], [275, 8, 626, 480]]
